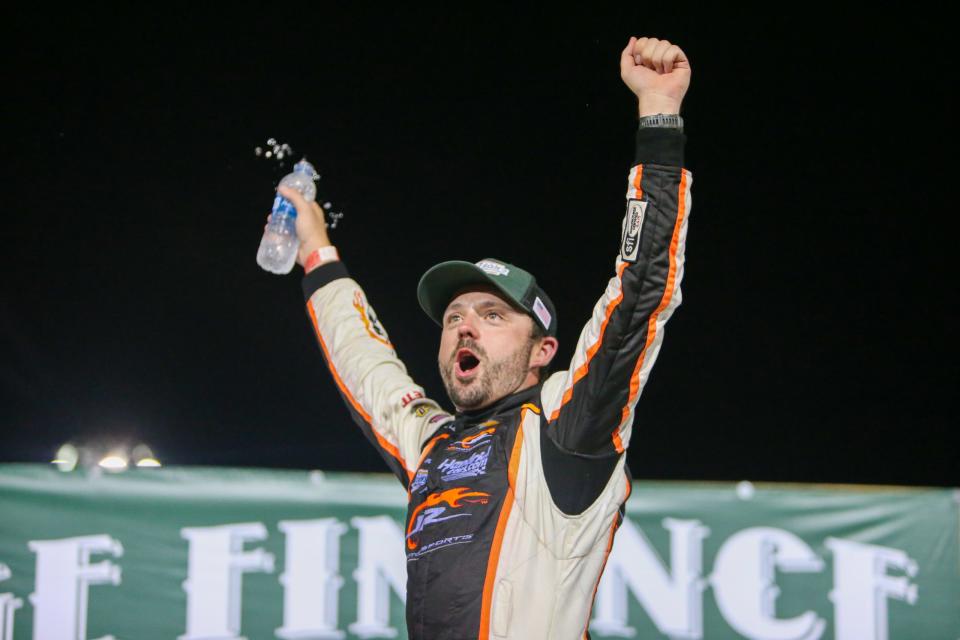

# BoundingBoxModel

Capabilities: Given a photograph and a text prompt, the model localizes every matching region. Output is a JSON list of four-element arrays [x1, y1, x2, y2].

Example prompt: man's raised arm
[[283, 187, 453, 486], [541, 37, 693, 460]]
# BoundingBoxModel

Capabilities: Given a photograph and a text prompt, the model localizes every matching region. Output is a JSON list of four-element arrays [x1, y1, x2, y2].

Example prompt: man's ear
[[531, 336, 559, 369]]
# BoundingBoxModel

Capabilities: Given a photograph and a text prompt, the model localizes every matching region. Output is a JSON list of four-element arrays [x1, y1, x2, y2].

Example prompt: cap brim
[[417, 261, 519, 326]]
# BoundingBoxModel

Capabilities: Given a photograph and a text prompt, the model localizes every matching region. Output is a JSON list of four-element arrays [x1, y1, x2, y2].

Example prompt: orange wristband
[[304, 246, 340, 274]]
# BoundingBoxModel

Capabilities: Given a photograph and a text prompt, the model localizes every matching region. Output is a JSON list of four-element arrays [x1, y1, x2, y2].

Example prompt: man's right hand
[[277, 185, 332, 267]]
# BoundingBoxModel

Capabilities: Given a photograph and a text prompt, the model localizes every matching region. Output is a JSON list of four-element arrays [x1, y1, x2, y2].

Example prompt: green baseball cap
[[417, 258, 557, 336]]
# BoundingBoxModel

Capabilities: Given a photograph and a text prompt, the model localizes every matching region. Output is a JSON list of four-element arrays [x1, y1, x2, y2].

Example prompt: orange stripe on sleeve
[[614, 170, 689, 453], [478, 408, 527, 639], [548, 262, 630, 423], [551, 162, 645, 425], [631, 164, 644, 200], [306, 300, 410, 479]]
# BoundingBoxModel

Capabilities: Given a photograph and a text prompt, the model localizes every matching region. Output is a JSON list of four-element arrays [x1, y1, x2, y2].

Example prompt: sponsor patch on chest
[[410, 468, 429, 493], [406, 487, 490, 557], [437, 447, 492, 481], [621, 199, 648, 263], [446, 427, 496, 451]]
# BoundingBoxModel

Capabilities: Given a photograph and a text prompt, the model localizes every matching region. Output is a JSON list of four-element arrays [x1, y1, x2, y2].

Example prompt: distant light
[[52, 444, 79, 472], [736, 480, 755, 500], [98, 455, 129, 471], [132, 444, 160, 468]]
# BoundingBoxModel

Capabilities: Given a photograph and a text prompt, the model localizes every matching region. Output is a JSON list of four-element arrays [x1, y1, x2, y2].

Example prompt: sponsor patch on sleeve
[[620, 199, 648, 263], [413, 405, 431, 418], [401, 390, 424, 408]]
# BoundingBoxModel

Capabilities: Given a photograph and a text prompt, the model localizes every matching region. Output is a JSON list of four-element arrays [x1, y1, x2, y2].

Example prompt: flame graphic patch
[[446, 427, 496, 451], [353, 290, 392, 348], [406, 487, 490, 550]]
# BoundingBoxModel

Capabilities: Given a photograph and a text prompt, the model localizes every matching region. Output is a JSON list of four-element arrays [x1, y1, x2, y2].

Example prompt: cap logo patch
[[621, 199, 647, 263], [476, 260, 510, 277], [532, 296, 552, 330]]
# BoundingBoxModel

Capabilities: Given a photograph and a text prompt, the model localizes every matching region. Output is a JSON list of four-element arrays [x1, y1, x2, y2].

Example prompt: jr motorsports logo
[[405, 487, 490, 555]]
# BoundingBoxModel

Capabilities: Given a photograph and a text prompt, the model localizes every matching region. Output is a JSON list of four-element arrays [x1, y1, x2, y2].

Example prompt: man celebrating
[[280, 35, 692, 640]]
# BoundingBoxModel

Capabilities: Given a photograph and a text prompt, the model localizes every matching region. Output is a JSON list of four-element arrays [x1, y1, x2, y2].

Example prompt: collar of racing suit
[[450, 383, 543, 433]]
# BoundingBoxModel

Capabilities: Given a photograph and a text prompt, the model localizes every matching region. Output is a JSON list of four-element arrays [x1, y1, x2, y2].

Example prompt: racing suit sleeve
[[541, 126, 691, 468], [302, 261, 453, 486]]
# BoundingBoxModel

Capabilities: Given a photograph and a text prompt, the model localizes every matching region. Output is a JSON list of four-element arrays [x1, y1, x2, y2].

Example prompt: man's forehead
[[444, 286, 514, 310]]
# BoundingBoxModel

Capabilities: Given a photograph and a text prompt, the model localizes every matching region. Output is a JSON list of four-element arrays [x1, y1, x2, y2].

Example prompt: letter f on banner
[[28, 535, 123, 640], [179, 523, 275, 640], [826, 538, 919, 640]]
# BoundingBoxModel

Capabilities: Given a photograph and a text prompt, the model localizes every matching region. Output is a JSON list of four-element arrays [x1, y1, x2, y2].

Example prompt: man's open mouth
[[455, 348, 481, 379]]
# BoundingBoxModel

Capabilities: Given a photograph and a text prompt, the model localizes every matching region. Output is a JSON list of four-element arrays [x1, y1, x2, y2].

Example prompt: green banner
[[0, 464, 957, 639]]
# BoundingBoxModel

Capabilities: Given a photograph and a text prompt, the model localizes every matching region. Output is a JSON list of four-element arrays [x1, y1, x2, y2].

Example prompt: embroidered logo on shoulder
[[621, 199, 648, 263], [476, 260, 510, 277]]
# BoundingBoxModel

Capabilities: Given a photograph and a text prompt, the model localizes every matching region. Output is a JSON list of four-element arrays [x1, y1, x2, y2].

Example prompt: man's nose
[[457, 314, 479, 338]]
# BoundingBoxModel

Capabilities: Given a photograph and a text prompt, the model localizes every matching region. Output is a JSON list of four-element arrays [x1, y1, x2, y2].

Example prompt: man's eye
[[446, 314, 461, 324], [486, 311, 502, 320]]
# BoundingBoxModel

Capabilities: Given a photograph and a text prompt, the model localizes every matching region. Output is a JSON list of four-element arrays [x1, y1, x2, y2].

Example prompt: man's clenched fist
[[620, 36, 691, 117]]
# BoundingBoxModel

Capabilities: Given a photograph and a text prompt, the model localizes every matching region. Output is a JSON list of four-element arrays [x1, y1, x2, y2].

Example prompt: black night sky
[[3, 7, 954, 486]]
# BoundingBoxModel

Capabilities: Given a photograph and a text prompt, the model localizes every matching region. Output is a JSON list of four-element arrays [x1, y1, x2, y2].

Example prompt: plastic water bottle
[[256, 160, 317, 274]]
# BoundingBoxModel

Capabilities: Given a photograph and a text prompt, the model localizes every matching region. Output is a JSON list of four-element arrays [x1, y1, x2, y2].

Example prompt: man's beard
[[439, 339, 534, 411]]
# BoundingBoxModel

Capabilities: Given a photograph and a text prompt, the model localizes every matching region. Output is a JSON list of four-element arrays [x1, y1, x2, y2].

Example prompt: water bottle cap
[[293, 159, 317, 176]]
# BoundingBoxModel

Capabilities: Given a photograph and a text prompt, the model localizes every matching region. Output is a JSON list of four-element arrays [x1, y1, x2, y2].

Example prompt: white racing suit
[[302, 127, 691, 639]]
